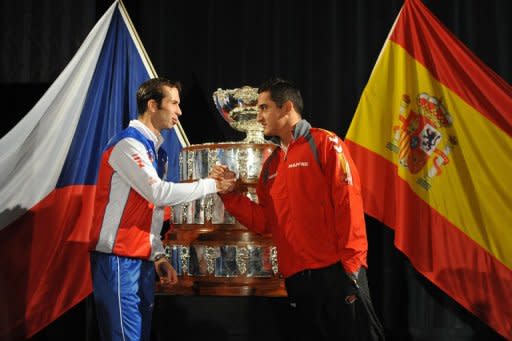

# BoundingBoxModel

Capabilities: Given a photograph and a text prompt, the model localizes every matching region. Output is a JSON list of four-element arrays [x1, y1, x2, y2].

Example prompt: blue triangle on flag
[[57, 7, 182, 188]]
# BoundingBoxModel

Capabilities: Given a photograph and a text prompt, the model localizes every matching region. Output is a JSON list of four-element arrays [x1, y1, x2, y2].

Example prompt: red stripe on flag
[[346, 141, 512, 339], [390, 0, 512, 137], [0, 185, 95, 339]]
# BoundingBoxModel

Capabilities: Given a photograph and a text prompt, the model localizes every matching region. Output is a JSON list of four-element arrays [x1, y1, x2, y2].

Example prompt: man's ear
[[148, 99, 158, 112], [283, 100, 293, 114]]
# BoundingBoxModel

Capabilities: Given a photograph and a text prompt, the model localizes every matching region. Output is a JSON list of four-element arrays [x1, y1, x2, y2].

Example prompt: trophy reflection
[[162, 86, 284, 296], [213, 86, 265, 143]]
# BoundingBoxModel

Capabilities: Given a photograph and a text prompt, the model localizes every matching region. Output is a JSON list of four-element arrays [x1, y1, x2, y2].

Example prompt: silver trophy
[[162, 86, 284, 296], [213, 86, 265, 143]]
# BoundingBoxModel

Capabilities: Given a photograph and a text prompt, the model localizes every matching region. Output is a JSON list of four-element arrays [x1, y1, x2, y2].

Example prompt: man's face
[[256, 91, 287, 137], [153, 85, 182, 131]]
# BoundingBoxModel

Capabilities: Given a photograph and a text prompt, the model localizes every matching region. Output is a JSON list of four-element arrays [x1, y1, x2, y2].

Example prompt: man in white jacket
[[89, 77, 232, 341]]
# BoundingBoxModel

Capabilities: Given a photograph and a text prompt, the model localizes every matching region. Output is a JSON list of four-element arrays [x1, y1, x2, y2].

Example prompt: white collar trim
[[129, 119, 164, 149]]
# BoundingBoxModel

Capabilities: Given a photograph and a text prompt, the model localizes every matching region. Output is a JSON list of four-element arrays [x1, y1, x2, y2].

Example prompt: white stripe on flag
[[0, 2, 118, 231]]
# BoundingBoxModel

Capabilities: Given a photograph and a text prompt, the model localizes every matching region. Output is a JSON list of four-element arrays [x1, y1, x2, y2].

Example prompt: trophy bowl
[[213, 86, 265, 143]]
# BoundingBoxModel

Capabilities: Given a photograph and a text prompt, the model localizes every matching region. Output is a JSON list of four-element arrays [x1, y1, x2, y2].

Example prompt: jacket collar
[[269, 119, 312, 146], [129, 119, 164, 150]]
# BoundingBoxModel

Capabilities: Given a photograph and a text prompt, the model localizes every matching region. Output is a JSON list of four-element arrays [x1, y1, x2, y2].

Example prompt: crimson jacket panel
[[221, 120, 368, 277]]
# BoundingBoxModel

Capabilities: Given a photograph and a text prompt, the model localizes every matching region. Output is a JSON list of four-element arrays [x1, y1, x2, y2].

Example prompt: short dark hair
[[258, 78, 303, 115], [136, 77, 182, 115]]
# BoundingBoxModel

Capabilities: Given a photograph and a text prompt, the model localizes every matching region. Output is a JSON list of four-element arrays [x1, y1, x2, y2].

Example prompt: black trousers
[[285, 263, 385, 341]]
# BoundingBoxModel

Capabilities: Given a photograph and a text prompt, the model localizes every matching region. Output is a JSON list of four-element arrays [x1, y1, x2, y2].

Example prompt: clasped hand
[[209, 164, 237, 194]]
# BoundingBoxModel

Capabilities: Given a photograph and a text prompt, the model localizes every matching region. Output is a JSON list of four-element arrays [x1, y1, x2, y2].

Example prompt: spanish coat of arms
[[387, 93, 458, 190]]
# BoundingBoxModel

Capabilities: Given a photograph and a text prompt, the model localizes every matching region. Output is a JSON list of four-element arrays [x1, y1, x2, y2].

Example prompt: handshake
[[209, 164, 238, 194]]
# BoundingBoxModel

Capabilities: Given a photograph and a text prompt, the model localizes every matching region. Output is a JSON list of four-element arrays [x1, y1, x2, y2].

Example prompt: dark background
[[1, 0, 510, 340]]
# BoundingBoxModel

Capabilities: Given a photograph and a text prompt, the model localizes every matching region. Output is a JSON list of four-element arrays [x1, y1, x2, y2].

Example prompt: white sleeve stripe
[[109, 138, 218, 207]]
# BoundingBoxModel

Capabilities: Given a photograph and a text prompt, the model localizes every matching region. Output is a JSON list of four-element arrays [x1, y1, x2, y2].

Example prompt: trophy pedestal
[[160, 142, 286, 297]]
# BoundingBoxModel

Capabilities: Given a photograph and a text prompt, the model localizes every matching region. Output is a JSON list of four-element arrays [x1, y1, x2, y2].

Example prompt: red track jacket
[[221, 120, 368, 278]]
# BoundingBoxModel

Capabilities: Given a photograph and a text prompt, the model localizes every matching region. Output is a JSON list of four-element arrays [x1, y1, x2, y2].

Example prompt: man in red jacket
[[214, 78, 385, 340]]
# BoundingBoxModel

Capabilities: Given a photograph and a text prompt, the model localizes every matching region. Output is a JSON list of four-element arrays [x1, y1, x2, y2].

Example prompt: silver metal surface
[[180, 145, 272, 182], [188, 244, 220, 276], [166, 243, 277, 278], [212, 86, 265, 143], [173, 144, 273, 224], [167, 102, 281, 281], [165, 244, 190, 276]]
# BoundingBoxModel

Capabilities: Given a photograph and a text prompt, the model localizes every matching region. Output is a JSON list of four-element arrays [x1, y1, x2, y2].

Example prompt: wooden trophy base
[[160, 227, 286, 297]]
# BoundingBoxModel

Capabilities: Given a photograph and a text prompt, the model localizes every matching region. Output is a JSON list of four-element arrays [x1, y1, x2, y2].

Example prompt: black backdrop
[[1, 1, 510, 340]]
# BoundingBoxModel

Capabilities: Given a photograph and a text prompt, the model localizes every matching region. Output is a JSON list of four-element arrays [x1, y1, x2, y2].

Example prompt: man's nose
[[176, 107, 182, 116], [256, 110, 263, 123]]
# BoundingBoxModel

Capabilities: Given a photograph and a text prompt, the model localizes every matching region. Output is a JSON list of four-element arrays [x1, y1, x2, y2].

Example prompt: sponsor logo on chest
[[288, 161, 309, 169]]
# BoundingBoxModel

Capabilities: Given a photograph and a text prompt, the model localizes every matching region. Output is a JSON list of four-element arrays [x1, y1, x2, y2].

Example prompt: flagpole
[[117, 0, 191, 147]]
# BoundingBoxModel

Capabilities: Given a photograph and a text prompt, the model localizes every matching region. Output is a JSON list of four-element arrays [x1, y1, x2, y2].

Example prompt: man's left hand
[[155, 258, 178, 286]]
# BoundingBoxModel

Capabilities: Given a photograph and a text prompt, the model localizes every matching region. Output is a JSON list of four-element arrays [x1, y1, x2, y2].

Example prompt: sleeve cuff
[[201, 178, 217, 194]]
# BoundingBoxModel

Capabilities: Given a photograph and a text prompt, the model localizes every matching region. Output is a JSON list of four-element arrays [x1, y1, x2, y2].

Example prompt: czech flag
[[0, 2, 187, 339], [346, 0, 512, 338]]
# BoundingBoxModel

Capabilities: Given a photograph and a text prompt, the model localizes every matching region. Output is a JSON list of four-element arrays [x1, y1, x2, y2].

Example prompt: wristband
[[154, 253, 167, 262]]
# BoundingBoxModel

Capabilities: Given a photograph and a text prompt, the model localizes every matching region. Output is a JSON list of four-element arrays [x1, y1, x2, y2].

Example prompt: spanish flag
[[345, 0, 512, 338]]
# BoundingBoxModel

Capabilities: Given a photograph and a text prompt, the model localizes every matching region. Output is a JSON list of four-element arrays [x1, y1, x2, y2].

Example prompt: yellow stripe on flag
[[347, 40, 512, 269]]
